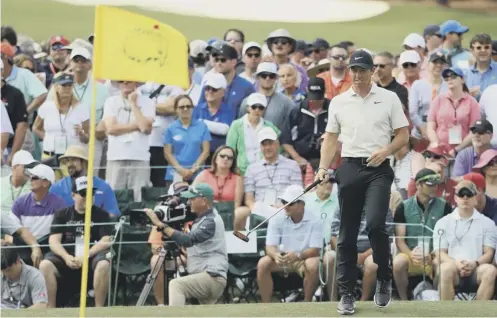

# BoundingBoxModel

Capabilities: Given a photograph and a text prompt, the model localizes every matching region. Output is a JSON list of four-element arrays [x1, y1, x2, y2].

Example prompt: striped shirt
[[244, 155, 303, 203]]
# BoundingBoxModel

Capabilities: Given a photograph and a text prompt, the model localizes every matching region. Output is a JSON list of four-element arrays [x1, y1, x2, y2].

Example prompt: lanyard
[[49, 63, 58, 75], [10, 178, 26, 201], [264, 163, 278, 185], [215, 173, 231, 200], [6, 281, 22, 309], [58, 106, 73, 133], [118, 99, 132, 123], [74, 81, 89, 101], [454, 219, 474, 242]]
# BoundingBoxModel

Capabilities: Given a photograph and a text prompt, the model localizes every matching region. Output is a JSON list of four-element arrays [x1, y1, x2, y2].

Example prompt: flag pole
[[79, 6, 101, 317]]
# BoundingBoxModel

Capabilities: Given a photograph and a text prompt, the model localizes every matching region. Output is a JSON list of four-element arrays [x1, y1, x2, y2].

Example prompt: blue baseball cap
[[442, 66, 464, 78], [440, 20, 469, 37]]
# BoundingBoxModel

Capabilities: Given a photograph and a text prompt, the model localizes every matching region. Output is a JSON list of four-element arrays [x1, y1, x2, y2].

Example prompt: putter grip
[[304, 179, 321, 193]]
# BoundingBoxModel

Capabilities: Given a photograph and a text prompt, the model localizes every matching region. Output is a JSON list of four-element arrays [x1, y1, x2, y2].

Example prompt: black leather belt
[[343, 157, 390, 166]]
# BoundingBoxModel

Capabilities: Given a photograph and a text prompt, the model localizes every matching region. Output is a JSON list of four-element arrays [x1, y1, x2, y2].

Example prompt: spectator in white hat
[[398, 33, 429, 83], [239, 42, 262, 85], [189, 39, 208, 84], [397, 50, 422, 91], [266, 29, 308, 92]]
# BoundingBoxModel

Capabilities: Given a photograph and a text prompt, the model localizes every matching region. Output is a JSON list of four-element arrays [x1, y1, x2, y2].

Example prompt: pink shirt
[[195, 170, 238, 202], [427, 92, 480, 149]]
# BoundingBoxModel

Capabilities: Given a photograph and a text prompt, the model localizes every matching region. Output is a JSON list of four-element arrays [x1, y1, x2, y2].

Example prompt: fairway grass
[[2, 301, 496, 317], [2, 0, 497, 52]]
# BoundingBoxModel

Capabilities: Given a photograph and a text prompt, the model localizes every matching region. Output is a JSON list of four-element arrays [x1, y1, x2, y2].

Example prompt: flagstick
[[79, 7, 101, 317]]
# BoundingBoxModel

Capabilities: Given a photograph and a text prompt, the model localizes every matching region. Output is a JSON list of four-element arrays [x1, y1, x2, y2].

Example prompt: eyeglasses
[[330, 55, 347, 61], [456, 187, 476, 198], [177, 105, 193, 110], [219, 154, 234, 160], [444, 73, 459, 81], [205, 86, 220, 93], [273, 38, 289, 46], [374, 64, 389, 69], [259, 73, 277, 80], [402, 62, 417, 68], [472, 45, 491, 51], [250, 104, 265, 111], [246, 53, 260, 58]]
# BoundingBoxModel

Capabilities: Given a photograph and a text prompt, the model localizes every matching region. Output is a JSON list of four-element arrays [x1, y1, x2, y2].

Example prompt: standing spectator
[[464, 34, 497, 100], [102, 81, 154, 201], [226, 93, 280, 175], [186, 57, 202, 105], [479, 84, 497, 145], [1, 26, 19, 54], [266, 29, 308, 92], [427, 67, 480, 157], [397, 50, 421, 90], [239, 42, 262, 85], [164, 95, 211, 186], [32, 73, 89, 180], [317, 44, 351, 100], [291, 40, 312, 69], [433, 180, 497, 301], [473, 149, 497, 200], [1, 242, 48, 309], [223, 28, 245, 74], [41, 36, 70, 88], [278, 64, 305, 104], [198, 42, 254, 116], [309, 38, 330, 63], [13, 54, 37, 73], [193, 73, 234, 158], [189, 39, 208, 85], [400, 33, 428, 82], [338, 41, 356, 60], [423, 25, 443, 54], [440, 20, 472, 69]]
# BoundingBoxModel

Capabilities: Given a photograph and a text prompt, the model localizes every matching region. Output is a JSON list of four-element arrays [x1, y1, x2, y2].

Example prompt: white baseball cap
[[27, 164, 55, 184], [403, 33, 426, 49], [203, 72, 227, 89], [11, 150, 37, 167], [399, 50, 421, 65], [278, 184, 305, 203], [189, 39, 208, 58], [70, 47, 92, 61], [73, 176, 96, 194], [255, 62, 278, 76], [242, 41, 261, 56], [246, 93, 267, 108], [258, 127, 278, 144]]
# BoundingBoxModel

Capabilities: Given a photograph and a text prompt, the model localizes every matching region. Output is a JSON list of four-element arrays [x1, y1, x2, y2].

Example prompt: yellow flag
[[93, 6, 189, 88]]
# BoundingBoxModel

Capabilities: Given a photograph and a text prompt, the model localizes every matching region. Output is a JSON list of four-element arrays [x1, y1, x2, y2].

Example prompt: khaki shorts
[[398, 253, 433, 278]]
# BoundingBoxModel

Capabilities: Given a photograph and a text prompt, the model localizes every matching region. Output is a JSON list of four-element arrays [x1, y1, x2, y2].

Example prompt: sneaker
[[337, 294, 355, 315], [374, 279, 392, 308]]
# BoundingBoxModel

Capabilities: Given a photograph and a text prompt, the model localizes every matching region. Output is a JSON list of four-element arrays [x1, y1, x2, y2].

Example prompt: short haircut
[[470, 33, 492, 47], [223, 28, 245, 43], [329, 44, 347, 52], [1, 26, 17, 46], [1, 242, 20, 270], [338, 41, 354, 49], [375, 51, 395, 64]]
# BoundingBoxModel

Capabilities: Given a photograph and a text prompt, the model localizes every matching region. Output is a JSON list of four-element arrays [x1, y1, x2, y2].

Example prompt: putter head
[[233, 231, 249, 242]]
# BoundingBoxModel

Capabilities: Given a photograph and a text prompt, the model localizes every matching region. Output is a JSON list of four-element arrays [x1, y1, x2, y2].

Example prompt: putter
[[233, 178, 322, 242]]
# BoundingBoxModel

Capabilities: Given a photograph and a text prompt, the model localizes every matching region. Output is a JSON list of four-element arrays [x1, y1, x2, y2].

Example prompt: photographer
[[145, 183, 228, 306]]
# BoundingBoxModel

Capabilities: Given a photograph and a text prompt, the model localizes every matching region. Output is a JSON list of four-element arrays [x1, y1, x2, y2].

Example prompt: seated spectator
[[39, 176, 112, 308], [1, 150, 37, 213], [391, 138, 414, 200], [32, 73, 89, 180], [278, 64, 305, 104], [0, 213, 41, 267], [433, 180, 497, 300], [226, 93, 280, 175], [408, 161, 457, 207], [12, 164, 65, 243], [452, 119, 493, 181], [193, 146, 243, 207], [164, 95, 211, 186], [411, 145, 449, 179], [327, 206, 394, 301], [103, 80, 155, 201], [461, 172, 497, 225], [234, 127, 302, 230], [257, 185, 322, 302], [193, 73, 235, 159], [393, 168, 452, 300], [473, 149, 497, 199], [1, 242, 48, 309], [49, 146, 119, 217]]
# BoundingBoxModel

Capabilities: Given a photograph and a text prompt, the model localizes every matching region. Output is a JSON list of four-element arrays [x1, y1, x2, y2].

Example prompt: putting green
[[2, 0, 496, 52]]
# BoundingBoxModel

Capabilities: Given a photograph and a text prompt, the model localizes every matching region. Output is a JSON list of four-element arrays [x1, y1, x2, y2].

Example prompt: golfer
[[315, 50, 409, 315]]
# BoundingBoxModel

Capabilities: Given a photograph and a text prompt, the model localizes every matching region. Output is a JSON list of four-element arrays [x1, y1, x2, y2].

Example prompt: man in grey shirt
[[1, 242, 48, 309]]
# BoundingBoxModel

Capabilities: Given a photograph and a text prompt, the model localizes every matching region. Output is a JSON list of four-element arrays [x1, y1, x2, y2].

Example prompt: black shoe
[[374, 279, 392, 308], [337, 294, 355, 315]]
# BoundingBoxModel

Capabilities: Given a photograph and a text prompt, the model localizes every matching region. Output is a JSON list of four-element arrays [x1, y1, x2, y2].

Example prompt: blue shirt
[[193, 102, 234, 153], [164, 119, 212, 181], [482, 195, 497, 226], [198, 75, 254, 117], [464, 61, 497, 100], [50, 176, 120, 216]]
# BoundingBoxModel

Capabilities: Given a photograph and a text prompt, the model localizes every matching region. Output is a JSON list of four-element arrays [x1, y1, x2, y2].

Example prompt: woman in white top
[[33, 73, 89, 179]]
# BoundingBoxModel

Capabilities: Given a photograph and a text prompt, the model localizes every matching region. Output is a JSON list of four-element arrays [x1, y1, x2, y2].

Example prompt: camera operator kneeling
[[145, 183, 228, 306]]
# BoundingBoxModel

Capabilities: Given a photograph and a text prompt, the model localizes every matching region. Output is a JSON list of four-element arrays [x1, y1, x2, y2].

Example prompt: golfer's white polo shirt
[[433, 209, 497, 261], [325, 84, 409, 158]]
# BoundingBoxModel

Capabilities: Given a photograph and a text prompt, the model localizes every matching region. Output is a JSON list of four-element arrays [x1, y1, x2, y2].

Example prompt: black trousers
[[150, 146, 167, 187], [335, 158, 394, 295]]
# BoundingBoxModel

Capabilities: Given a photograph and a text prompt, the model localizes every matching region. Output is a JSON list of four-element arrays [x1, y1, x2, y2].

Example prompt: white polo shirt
[[479, 84, 497, 145], [325, 84, 409, 158], [433, 209, 497, 261]]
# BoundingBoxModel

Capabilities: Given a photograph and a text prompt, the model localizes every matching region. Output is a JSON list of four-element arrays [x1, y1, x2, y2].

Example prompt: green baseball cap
[[180, 183, 215, 200]]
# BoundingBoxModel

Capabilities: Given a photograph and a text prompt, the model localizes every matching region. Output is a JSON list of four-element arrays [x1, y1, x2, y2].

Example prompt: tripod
[[136, 241, 186, 306]]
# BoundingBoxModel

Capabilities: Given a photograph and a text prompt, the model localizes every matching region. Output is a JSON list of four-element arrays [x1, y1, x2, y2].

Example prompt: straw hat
[[307, 59, 330, 78], [59, 146, 89, 162]]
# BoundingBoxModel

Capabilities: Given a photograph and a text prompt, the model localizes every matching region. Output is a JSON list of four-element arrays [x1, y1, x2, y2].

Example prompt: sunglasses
[[313, 48, 322, 54], [259, 73, 277, 80], [456, 187, 476, 198], [250, 104, 265, 111], [72, 56, 88, 63], [30, 176, 41, 181], [205, 86, 220, 93], [444, 73, 459, 81], [219, 154, 234, 160], [402, 62, 417, 68], [246, 53, 260, 58], [417, 174, 442, 185], [214, 57, 227, 63], [51, 43, 65, 51], [472, 45, 491, 51], [77, 189, 95, 198], [177, 105, 193, 110], [374, 64, 389, 69], [424, 153, 443, 160], [449, 32, 464, 37], [273, 38, 289, 46], [280, 199, 297, 206], [431, 59, 446, 65], [330, 55, 347, 61]]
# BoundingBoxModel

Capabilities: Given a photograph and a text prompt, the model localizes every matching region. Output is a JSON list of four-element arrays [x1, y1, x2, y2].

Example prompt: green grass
[[2, 301, 496, 317], [1, 0, 497, 52]]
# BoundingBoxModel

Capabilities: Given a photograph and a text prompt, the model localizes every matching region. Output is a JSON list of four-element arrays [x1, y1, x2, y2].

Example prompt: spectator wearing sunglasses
[[440, 20, 472, 69], [452, 120, 494, 181], [433, 179, 497, 301], [40, 176, 113, 308], [393, 168, 452, 300], [239, 42, 262, 85], [427, 67, 480, 158], [464, 34, 497, 100], [398, 33, 429, 83], [463, 172, 497, 225], [317, 44, 352, 100], [423, 25, 443, 55], [41, 36, 70, 88], [397, 50, 421, 91], [309, 38, 330, 64]]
